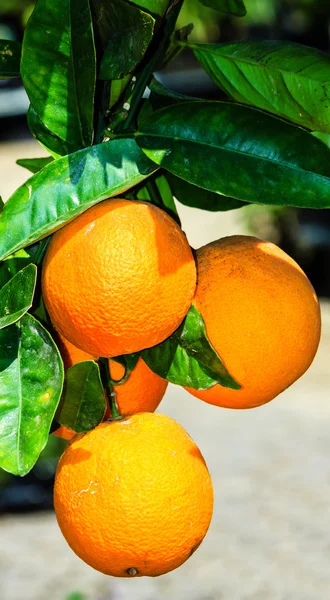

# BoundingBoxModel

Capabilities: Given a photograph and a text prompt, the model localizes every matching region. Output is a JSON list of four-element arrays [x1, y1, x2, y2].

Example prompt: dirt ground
[[1, 140, 330, 600]]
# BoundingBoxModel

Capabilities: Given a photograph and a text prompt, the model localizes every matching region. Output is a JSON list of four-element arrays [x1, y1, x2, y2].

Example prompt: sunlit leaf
[[21, 0, 96, 148], [0, 138, 157, 261], [0, 314, 63, 476], [0, 264, 37, 329], [27, 105, 76, 157], [192, 40, 330, 133], [143, 306, 240, 389], [16, 156, 54, 174]]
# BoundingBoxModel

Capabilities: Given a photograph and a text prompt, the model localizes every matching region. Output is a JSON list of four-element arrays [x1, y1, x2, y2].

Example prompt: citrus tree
[[0, 0, 326, 578]]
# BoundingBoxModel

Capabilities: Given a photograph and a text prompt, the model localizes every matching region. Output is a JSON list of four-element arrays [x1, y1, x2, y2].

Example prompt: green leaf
[[0, 241, 50, 304], [143, 306, 240, 389], [199, 0, 246, 16], [21, 0, 96, 149], [109, 76, 131, 109], [27, 105, 76, 157], [137, 99, 155, 127], [56, 361, 106, 433], [157, 23, 194, 70], [311, 131, 330, 149], [139, 78, 197, 130], [125, 0, 169, 17], [150, 77, 194, 101], [0, 248, 37, 289], [191, 41, 330, 133], [132, 172, 180, 224], [0, 314, 64, 476], [16, 156, 54, 174], [0, 40, 21, 78], [149, 77, 198, 111], [0, 264, 37, 329], [166, 172, 247, 211], [95, 0, 155, 80], [137, 101, 330, 209], [0, 138, 157, 261]]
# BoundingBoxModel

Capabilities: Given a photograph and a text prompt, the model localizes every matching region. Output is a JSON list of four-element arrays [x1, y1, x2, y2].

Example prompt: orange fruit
[[108, 357, 168, 415], [54, 412, 213, 577], [185, 235, 321, 409], [53, 425, 76, 441], [42, 198, 196, 357], [56, 333, 97, 368]]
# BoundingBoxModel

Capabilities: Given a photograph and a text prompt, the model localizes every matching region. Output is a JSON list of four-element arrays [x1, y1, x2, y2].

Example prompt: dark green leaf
[[0, 40, 21, 78], [311, 131, 330, 149], [150, 77, 195, 101], [199, 0, 246, 16], [191, 41, 330, 133], [143, 305, 240, 389], [137, 101, 330, 209], [16, 156, 54, 174], [56, 361, 106, 433], [0, 314, 64, 476], [158, 23, 194, 70], [149, 77, 198, 111], [0, 196, 4, 212], [137, 99, 154, 127], [0, 241, 50, 294], [145, 78, 198, 125], [125, 0, 169, 17], [21, 0, 96, 148], [128, 171, 180, 224], [96, 0, 155, 80], [27, 105, 75, 158], [166, 172, 247, 211], [0, 138, 157, 261], [0, 249, 36, 289], [0, 264, 37, 329]]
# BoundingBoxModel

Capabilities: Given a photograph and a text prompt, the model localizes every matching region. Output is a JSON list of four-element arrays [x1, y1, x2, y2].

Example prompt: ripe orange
[[54, 413, 213, 577], [42, 198, 196, 357], [108, 357, 168, 416], [186, 235, 321, 409], [56, 333, 96, 368]]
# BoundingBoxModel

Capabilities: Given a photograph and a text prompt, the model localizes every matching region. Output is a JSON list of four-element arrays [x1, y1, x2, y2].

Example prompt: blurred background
[[1, 1, 330, 599]]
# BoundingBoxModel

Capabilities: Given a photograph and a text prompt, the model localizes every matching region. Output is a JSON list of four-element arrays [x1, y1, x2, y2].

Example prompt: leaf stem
[[119, 0, 184, 132], [34, 237, 50, 266], [104, 130, 135, 140], [99, 357, 122, 420], [145, 178, 164, 207]]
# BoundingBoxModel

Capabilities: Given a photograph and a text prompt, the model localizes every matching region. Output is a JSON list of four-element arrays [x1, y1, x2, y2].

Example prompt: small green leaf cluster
[[0, 0, 329, 476]]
